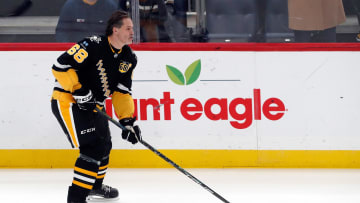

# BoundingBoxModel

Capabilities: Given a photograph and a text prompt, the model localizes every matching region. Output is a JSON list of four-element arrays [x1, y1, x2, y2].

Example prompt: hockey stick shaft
[[95, 108, 230, 203]]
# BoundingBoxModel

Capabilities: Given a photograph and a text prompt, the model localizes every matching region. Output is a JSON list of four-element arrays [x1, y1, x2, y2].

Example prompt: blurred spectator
[[0, 0, 32, 17], [140, 0, 171, 42], [170, 0, 191, 42], [55, 0, 117, 42], [121, 0, 171, 42], [288, 0, 346, 42]]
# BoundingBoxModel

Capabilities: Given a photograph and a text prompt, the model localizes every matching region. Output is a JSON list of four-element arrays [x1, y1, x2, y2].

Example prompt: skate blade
[[86, 195, 120, 202]]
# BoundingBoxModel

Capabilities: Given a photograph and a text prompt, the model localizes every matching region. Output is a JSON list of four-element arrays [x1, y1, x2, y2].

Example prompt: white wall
[[1, 50, 359, 150]]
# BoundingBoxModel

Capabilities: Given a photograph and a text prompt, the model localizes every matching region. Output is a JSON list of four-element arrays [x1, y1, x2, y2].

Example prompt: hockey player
[[51, 11, 142, 203]]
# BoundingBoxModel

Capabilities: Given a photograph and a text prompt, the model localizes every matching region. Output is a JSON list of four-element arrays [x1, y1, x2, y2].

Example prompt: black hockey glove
[[73, 88, 96, 111], [119, 117, 142, 144]]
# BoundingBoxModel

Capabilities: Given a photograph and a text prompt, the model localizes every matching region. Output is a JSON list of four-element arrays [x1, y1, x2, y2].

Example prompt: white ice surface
[[0, 168, 360, 203]]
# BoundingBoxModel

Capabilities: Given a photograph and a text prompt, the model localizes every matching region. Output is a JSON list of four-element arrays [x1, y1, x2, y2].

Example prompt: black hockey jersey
[[52, 35, 137, 105]]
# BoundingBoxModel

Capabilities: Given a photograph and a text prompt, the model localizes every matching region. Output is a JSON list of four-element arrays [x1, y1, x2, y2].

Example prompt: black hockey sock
[[70, 155, 100, 200], [93, 156, 109, 189]]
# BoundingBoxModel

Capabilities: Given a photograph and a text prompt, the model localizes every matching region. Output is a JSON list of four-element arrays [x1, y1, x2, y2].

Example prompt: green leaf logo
[[166, 65, 185, 85], [166, 59, 201, 85]]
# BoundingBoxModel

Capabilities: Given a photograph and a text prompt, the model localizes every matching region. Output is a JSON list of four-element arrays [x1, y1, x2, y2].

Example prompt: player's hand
[[73, 88, 96, 111], [119, 117, 142, 144]]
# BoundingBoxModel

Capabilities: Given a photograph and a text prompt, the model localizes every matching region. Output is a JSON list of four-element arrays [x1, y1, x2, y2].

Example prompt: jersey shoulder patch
[[87, 35, 102, 44], [77, 35, 104, 52]]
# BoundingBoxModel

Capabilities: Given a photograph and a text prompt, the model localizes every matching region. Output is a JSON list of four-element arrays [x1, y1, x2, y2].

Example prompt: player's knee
[[79, 139, 112, 161], [78, 153, 100, 165]]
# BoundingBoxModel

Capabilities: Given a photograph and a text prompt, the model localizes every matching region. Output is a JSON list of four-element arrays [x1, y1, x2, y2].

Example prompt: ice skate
[[87, 184, 119, 202], [67, 186, 89, 203]]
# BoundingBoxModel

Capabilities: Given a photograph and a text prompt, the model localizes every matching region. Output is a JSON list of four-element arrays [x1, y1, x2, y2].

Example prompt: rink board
[[1, 149, 360, 168], [1, 43, 360, 168]]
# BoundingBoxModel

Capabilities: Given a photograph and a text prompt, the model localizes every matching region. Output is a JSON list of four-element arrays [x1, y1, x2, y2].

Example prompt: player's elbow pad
[[52, 69, 81, 92], [112, 91, 134, 119]]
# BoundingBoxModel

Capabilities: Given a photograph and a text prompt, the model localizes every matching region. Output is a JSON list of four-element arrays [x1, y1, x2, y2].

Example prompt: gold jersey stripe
[[74, 167, 98, 177], [99, 164, 108, 170], [58, 101, 79, 148], [96, 174, 106, 179], [72, 180, 93, 190]]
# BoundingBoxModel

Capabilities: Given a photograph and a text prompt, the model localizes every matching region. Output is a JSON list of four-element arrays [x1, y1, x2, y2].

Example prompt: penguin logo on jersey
[[88, 35, 101, 44], [119, 61, 132, 73]]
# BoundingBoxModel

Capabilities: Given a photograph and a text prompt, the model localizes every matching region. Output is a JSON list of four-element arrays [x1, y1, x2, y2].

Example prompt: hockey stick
[[95, 107, 230, 203]]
